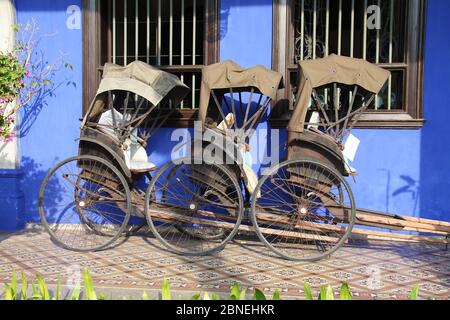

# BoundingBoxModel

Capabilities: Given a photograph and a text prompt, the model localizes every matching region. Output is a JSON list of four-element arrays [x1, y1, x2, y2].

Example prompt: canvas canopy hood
[[95, 60, 190, 108], [288, 54, 390, 133], [199, 60, 284, 123]]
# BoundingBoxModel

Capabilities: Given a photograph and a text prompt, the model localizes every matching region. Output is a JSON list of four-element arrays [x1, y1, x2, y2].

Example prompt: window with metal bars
[[83, 0, 220, 124], [272, 0, 426, 128]]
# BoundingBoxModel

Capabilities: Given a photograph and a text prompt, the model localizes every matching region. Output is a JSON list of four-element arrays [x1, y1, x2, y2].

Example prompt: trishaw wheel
[[144, 158, 244, 255], [39, 155, 132, 251], [75, 177, 145, 236], [250, 158, 356, 262]]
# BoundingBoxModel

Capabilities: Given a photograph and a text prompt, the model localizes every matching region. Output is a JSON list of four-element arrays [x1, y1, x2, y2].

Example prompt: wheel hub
[[189, 203, 197, 211]]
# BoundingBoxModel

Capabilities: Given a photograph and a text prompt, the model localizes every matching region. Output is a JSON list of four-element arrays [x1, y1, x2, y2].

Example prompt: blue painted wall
[[347, 0, 450, 222], [1, 0, 449, 230], [420, 0, 450, 222], [16, 0, 82, 223]]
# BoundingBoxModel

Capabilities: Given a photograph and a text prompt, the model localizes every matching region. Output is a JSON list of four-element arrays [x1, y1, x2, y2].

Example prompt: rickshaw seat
[[128, 136, 157, 173], [98, 110, 157, 173]]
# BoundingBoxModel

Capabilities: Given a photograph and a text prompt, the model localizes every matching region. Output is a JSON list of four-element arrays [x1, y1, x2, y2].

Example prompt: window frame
[[271, 0, 427, 129], [82, 0, 220, 127]]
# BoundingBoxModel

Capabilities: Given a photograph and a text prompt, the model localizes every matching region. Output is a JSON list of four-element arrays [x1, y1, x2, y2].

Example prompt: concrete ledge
[[0, 169, 25, 231]]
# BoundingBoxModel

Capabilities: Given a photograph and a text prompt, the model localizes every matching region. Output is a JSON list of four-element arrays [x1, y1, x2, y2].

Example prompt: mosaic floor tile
[[0, 228, 448, 300]]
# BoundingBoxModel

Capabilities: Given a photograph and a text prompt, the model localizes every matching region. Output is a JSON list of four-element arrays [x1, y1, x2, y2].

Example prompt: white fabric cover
[[98, 109, 125, 138], [98, 110, 156, 173], [215, 113, 260, 196], [128, 129, 156, 172]]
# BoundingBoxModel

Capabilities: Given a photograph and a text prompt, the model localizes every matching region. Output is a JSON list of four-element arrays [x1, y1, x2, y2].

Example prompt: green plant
[[83, 268, 97, 300], [303, 282, 352, 300], [36, 275, 50, 300], [410, 284, 420, 300], [3, 268, 283, 301], [3, 269, 430, 301], [161, 278, 171, 300]]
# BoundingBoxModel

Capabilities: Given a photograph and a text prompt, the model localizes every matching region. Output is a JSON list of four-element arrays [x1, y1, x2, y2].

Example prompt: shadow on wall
[[20, 156, 65, 223], [19, 50, 77, 138], [420, 0, 450, 222]]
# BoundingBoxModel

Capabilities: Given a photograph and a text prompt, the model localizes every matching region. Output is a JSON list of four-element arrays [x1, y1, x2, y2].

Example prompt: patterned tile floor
[[0, 226, 449, 300]]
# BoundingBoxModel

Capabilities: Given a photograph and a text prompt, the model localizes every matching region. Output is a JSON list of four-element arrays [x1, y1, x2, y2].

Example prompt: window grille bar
[[124, 0, 127, 65], [325, 0, 329, 56], [192, 0, 197, 108], [338, 0, 342, 55], [388, 0, 394, 110], [112, 0, 116, 64], [313, 0, 317, 59], [169, 0, 173, 65], [300, 0, 304, 61], [180, 0, 185, 108], [349, 0, 355, 103], [135, 0, 139, 61], [157, 0, 162, 65], [350, 0, 355, 58], [376, 0, 381, 63], [375, 0, 381, 109], [146, 0, 150, 63], [181, 0, 185, 66], [363, 0, 367, 60]]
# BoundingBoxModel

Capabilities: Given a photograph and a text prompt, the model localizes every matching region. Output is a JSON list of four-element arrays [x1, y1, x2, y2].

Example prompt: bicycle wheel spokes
[[145, 160, 244, 255], [251, 159, 356, 261], [39, 156, 132, 251]]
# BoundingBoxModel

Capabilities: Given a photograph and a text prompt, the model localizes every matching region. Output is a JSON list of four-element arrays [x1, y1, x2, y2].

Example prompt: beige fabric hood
[[288, 54, 390, 133], [96, 60, 190, 108], [199, 60, 284, 123]]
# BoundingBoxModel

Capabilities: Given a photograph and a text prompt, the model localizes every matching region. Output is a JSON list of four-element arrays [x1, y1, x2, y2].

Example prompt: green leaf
[[318, 285, 334, 301], [11, 270, 17, 300], [230, 282, 241, 300], [203, 293, 211, 300], [31, 281, 41, 300], [410, 284, 420, 301], [212, 294, 221, 300], [83, 268, 97, 300], [36, 275, 50, 300], [161, 278, 171, 300], [4, 284, 14, 300], [252, 289, 267, 301], [303, 282, 313, 300], [272, 290, 281, 301], [55, 274, 61, 300], [340, 283, 352, 300], [20, 271, 27, 300], [98, 292, 106, 300], [190, 293, 201, 300], [142, 291, 149, 300], [70, 285, 81, 300], [239, 288, 247, 300]]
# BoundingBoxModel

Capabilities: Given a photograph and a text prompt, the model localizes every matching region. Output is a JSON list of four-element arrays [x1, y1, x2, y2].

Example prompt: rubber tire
[[250, 158, 356, 262], [144, 157, 244, 256], [39, 155, 132, 252]]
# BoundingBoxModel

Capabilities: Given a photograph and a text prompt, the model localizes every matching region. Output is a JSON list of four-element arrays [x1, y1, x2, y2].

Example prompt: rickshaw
[[144, 60, 284, 255], [250, 54, 390, 261], [38, 60, 198, 251]]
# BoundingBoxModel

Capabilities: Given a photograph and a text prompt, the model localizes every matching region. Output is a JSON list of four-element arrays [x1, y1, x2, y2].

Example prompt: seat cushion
[[130, 161, 157, 173]]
